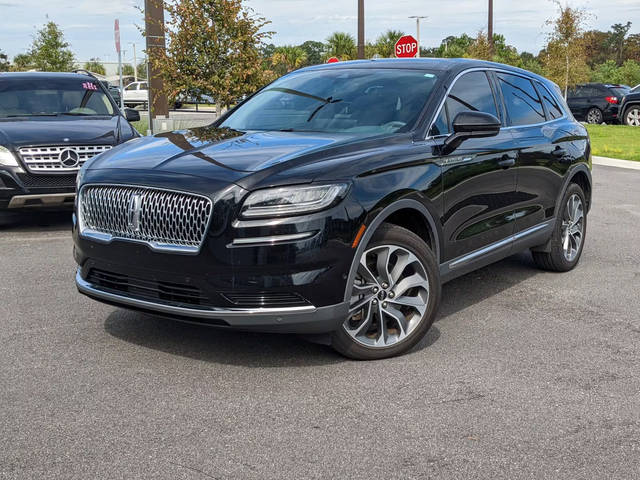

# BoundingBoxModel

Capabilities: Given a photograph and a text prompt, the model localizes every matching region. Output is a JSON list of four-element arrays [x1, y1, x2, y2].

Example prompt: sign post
[[114, 19, 124, 110], [394, 35, 419, 58]]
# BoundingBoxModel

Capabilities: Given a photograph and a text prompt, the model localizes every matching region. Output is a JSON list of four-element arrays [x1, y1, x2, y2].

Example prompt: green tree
[[325, 32, 356, 60], [373, 30, 405, 58], [615, 60, 640, 86], [590, 60, 619, 83], [136, 61, 147, 79], [11, 53, 34, 71], [29, 21, 75, 71], [122, 64, 135, 76], [298, 40, 325, 65], [84, 58, 105, 75], [436, 34, 475, 58], [606, 22, 632, 66], [0, 50, 9, 72], [271, 45, 307, 74], [149, 0, 273, 107], [582, 30, 610, 68], [541, 2, 590, 98], [623, 33, 640, 63]]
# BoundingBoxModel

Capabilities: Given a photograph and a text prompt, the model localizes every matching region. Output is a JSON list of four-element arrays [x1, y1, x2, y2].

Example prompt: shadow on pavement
[[103, 252, 538, 366], [0, 211, 73, 232]]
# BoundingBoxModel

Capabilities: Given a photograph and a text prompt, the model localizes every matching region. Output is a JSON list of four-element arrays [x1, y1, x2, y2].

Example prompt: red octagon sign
[[395, 35, 418, 58]]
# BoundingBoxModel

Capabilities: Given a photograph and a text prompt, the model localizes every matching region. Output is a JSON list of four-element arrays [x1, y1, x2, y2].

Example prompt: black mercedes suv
[[0, 72, 139, 224], [73, 59, 592, 359]]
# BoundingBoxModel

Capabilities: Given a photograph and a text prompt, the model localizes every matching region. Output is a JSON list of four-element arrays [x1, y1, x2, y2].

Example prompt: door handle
[[498, 154, 516, 168]]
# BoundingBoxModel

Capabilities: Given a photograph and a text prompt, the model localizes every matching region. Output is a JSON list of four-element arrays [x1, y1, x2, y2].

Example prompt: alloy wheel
[[561, 194, 584, 262], [343, 245, 430, 348], [586, 108, 602, 124], [626, 107, 640, 126]]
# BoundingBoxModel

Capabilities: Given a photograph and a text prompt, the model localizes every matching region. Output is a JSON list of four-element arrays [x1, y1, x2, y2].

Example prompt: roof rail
[[72, 69, 101, 80]]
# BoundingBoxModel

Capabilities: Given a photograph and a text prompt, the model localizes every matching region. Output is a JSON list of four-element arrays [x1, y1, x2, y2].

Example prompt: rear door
[[430, 70, 518, 263], [495, 73, 570, 234], [567, 86, 588, 119]]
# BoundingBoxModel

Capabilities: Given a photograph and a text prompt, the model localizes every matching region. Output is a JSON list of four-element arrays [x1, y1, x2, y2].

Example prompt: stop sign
[[327, 57, 340, 63], [395, 35, 418, 58]]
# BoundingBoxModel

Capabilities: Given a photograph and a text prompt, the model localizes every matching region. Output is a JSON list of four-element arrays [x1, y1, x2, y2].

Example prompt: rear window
[[496, 73, 545, 126], [0, 76, 115, 118], [611, 87, 629, 98]]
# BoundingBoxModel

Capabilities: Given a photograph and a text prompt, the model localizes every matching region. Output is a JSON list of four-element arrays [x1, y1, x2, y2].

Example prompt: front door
[[430, 70, 518, 263]]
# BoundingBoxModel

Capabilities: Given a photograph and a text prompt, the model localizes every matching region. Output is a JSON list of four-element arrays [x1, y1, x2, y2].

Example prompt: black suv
[[567, 83, 629, 124], [0, 72, 139, 223], [619, 86, 640, 126], [73, 59, 592, 360]]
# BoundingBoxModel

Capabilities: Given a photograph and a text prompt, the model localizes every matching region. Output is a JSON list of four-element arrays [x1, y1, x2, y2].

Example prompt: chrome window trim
[[424, 67, 568, 141], [78, 183, 214, 255]]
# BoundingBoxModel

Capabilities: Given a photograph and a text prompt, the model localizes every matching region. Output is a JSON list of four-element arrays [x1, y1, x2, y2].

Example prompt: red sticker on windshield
[[82, 82, 98, 91]]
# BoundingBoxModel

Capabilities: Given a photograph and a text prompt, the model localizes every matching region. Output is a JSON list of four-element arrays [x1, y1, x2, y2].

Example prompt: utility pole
[[129, 42, 137, 82], [357, 0, 365, 59], [144, 0, 169, 132], [488, 0, 494, 55], [409, 16, 427, 58]]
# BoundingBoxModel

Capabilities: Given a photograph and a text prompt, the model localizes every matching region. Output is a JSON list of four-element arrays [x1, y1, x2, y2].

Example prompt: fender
[[554, 163, 592, 217], [532, 162, 592, 254], [342, 197, 441, 303]]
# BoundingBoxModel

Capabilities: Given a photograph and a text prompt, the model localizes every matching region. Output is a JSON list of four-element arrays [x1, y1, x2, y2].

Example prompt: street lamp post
[[357, 0, 365, 59], [129, 42, 137, 82], [488, 0, 494, 54], [408, 16, 427, 58]]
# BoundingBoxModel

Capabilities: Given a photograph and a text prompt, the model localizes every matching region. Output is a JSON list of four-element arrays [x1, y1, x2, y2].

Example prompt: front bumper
[[76, 269, 349, 333], [0, 167, 76, 211]]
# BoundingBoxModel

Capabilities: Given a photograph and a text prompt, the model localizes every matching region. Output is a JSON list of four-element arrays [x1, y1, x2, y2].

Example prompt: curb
[[592, 156, 640, 171]]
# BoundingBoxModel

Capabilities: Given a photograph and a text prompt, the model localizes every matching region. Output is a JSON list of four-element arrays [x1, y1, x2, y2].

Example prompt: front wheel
[[331, 223, 441, 360], [624, 106, 640, 126], [532, 183, 587, 272]]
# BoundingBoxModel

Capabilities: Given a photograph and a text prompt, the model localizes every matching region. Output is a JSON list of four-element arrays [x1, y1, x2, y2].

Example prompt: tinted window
[[497, 73, 545, 126], [429, 71, 498, 136], [537, 82, 564, 120], [0, 77, 115, 117], [611, 87, 628, 98], [222, 69, 439, 134], [125, 83, 137, 91]]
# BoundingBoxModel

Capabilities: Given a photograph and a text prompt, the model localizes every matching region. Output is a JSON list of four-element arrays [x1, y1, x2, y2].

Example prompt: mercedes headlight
[[0, 146, 18, 167], [241, 183, 349, 218]]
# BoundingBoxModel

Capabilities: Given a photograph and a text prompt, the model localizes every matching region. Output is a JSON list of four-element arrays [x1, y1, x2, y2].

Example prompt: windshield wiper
[[2, 113, 58, 117], [307, 96, 342, 122]]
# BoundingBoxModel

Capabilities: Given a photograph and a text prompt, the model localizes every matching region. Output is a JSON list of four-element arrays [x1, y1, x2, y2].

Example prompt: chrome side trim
[[8, 193, 76, 208], [448, 220, 553, 270], [228, 231, 316, 248], [75, 270, 317, 318]]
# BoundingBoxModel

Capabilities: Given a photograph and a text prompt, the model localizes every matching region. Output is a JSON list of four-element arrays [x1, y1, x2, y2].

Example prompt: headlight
[[0, 146, 18, 167], [241, 183, 349, 218]]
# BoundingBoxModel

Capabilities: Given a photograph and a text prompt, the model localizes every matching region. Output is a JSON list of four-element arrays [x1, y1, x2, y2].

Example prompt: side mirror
[[441, 111, 501, 155], [124, 108, 140, 122]]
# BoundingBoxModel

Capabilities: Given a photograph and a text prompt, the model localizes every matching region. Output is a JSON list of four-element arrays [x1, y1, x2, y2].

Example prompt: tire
[[532, 183, 587, 272], [586, 107, 603, 124], [331, 223, 441, 360], [624, 105, 640, 126]]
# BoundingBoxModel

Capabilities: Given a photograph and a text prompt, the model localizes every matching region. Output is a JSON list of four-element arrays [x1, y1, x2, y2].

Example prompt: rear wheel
[[586, 107, 603, 124], [532, 183, 587, 272], [624, 106, 640, 126], [331, 223, 440, 360]]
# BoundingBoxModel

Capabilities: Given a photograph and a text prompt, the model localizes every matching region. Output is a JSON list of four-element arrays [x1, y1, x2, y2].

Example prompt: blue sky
[[1, 0, 638, 64]]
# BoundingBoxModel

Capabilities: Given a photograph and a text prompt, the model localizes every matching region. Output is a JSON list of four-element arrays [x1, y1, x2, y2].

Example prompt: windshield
[[611, 87, 630, 98], [0, 77, 116, 118], [221, 68, 439, 134]]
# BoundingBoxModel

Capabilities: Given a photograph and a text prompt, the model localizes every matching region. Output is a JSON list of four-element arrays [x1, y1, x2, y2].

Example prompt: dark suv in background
[[73, 59, 591, 360], [619, 86, 640, 126], [0, 72, 140, 224], [567, 83, 630, 124]]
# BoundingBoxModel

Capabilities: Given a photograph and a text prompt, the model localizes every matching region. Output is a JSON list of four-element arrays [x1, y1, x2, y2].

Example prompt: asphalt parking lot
[[1, 164, 639, 479]]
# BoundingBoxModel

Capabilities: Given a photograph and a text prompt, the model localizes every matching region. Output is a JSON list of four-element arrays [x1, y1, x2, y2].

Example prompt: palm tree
[[271, 46, 308, 74], [374, 30, 405, 58], [326, 32, 356, 60]]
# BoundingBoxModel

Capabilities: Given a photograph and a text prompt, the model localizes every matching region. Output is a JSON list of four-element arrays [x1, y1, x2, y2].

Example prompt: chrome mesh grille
[[19, 145, 112, 173], [79, 185, 212, 253]]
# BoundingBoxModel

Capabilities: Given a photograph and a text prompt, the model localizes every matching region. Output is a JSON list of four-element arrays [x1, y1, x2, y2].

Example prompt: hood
[[87, 126, 363, 181], [0, 116, 120, 148]]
